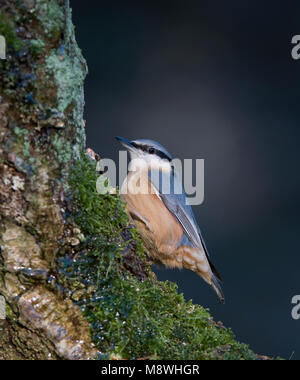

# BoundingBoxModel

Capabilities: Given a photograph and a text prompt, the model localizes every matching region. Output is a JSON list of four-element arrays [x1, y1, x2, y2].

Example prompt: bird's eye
[[148, 147, 155, 154]]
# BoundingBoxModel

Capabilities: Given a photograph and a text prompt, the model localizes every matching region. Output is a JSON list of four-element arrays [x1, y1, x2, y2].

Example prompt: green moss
[[5, 302, 14, 321], [28, 39, 45, 58], [0, 11, 21, 51], [23, 140, 31, 158], [13, 126, 28, 137], [13, 127, 30, 158], [57, 155, 258, 360]]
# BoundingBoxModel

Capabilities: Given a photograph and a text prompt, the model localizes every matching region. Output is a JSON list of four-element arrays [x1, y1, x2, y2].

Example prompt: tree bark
[[0, 0, 95, 359]]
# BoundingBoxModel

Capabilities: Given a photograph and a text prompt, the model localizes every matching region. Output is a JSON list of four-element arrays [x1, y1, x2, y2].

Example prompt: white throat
[[128, 151, 172, 173]]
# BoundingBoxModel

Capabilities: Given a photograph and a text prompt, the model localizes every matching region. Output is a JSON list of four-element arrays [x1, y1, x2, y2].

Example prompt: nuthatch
[[116, 136, 224, 303]]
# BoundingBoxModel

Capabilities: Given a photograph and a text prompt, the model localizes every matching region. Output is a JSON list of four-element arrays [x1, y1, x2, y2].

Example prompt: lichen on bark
[[0, 0, 94, 359]]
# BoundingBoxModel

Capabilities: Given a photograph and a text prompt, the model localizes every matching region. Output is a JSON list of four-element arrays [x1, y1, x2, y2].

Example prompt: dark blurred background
[[71, 0, 300, 359]]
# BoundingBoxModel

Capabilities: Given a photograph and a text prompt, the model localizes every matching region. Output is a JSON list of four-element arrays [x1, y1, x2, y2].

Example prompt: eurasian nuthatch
[[116, 136, 224, 303]]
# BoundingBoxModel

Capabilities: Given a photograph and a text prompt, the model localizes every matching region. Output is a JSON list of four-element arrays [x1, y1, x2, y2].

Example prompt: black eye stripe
[[156, 151, 171, 161], [142, 145, 151, 152], [130, 142, 171, 161]]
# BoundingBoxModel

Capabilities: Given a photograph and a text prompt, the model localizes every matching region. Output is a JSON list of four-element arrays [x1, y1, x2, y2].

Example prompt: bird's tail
[[210, 273, 225, 304], [179, 245, 225, 304]]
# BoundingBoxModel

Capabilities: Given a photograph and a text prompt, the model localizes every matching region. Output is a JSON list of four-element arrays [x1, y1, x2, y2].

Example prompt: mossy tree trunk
[[0, 0, 95, 359], [0, 0, 269, 361]]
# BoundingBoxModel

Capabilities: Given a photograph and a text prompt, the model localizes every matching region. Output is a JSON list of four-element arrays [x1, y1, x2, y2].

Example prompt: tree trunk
[[0, 0, 269, 361], [0, 0, 95, 359]]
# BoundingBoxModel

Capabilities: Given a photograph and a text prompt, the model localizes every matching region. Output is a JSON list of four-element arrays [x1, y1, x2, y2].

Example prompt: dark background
[[71, 0, 300, 359]]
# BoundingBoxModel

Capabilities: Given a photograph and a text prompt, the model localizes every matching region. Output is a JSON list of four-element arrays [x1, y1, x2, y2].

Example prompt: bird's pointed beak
[[115, 136, 135, 151]]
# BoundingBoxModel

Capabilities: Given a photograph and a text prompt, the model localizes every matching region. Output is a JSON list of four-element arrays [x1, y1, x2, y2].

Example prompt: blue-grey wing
[[148, 168, 208, 253]]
